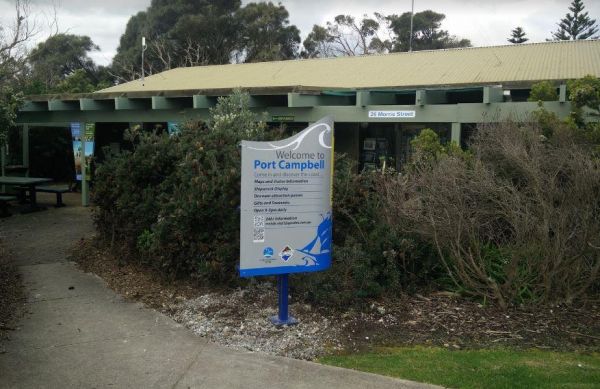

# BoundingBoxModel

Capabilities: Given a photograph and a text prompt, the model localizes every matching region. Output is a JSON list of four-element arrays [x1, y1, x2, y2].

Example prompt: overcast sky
[[1, 0, 598, 66]]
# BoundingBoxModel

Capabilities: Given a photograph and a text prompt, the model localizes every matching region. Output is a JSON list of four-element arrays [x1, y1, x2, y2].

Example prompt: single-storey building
[[6, 39, 600, 203]]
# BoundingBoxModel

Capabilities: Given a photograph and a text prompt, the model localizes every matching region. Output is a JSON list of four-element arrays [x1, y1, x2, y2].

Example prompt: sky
[[0, 0, 599, 66]]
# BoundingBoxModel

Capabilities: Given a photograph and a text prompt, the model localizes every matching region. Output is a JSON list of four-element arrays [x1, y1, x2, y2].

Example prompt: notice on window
[[240, 117, 334, 277]]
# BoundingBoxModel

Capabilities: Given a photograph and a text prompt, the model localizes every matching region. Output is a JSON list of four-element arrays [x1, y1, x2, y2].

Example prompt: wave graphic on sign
[[247, 122, 332, 151], [297, 212, 332, 267]]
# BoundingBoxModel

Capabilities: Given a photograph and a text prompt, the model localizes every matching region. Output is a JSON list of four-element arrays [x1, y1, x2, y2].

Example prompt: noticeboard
[[70, 122, 95, 181], [240, 117, 334, 277]]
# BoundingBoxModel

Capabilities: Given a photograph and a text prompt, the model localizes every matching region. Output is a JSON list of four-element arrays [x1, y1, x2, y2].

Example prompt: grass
[[319, 346, 600, 388]]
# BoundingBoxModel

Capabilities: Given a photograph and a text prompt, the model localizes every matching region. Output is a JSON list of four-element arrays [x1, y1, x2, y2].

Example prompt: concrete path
[[0, 195, 437, 389]]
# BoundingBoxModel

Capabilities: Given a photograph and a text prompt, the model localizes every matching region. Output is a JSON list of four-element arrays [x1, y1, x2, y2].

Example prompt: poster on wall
[[70, 122, 95, 181], [239, 117, 334, 277], [70, 122, 82, 180], [167, 121, 180, 136], [83, 123, 95, 181]]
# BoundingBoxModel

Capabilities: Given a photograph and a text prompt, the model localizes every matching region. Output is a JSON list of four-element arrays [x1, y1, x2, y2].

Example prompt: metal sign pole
[[271, 274, 297, 326]]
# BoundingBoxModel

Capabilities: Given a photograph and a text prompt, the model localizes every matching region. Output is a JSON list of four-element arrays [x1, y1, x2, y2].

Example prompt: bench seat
[[36, 185, 70, 207]]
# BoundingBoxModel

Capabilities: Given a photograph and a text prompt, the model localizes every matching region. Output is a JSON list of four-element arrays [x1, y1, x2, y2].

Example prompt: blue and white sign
[[239, 117, 334, 277]]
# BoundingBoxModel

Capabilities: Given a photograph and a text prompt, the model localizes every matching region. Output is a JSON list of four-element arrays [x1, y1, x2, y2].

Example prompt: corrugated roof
[[98, 40, 600, 95]]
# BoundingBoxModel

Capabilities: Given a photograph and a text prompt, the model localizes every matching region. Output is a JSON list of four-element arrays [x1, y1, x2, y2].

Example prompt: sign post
[[240, 117, 334, 325]]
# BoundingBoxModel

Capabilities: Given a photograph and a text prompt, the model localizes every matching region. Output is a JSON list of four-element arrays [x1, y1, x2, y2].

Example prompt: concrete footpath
[[0, 195, 437, 389]]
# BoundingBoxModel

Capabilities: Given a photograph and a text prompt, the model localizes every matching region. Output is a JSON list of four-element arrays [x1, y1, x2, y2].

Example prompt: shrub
[[143, 92, 268, 280], [93, 91, 269, 279], [92, 127, 181, 253], [296, 155, 439, 305], [386, 120, 600, 307], [528, 81, 558, 102]]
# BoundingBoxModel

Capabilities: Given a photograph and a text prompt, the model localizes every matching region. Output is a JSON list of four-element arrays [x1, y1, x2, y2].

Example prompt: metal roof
[[99, 39, 600, 95]]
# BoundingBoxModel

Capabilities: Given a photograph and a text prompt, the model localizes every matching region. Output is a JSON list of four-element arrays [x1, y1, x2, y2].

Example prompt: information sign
[[240, 117, 334, 277]]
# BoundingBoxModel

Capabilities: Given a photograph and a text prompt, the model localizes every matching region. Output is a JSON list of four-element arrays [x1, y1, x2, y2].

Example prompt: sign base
[[270, 315, 299, 326]]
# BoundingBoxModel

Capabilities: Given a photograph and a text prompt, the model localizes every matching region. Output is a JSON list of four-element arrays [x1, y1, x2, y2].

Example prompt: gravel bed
[[172, 281, 344, 360]]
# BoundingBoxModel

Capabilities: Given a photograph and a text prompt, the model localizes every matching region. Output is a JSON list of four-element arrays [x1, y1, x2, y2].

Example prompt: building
[[10, 39, 600, 184]]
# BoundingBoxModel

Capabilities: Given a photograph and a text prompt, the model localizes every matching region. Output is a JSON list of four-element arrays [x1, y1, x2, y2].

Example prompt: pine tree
[[552, 0, 598, 40], [508, 27, 528, 44]]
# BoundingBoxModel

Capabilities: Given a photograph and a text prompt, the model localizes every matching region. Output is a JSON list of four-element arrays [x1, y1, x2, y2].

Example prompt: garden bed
[[70, 238, 600, 360], [0, 242, 24, 350]]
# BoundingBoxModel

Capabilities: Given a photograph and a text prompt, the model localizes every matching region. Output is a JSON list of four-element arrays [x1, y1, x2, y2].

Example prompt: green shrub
[[296, 155, 439, 305], [93, 96, 439, 303], [528, 81, 558, 102], [93, 91, 269, 278], [92, 126, 181, 253]]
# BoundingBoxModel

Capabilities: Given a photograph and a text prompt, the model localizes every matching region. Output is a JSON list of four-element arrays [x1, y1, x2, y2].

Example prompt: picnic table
[[0, 176, 53, 212]]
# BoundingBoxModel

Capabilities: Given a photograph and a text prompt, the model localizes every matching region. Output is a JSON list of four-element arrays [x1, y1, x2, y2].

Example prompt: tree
[[388, 10, 471, 52], [112, 1, 242, 81], [27, 34, 105, 93], [235, 2, 300, 62], [302, 25, 335, 58], [302, 13, 392, 58], [112, 0, 301, 81], [1, 0, 34, 149], [551, 0, 598, 40], [508, 27, 528, 44]]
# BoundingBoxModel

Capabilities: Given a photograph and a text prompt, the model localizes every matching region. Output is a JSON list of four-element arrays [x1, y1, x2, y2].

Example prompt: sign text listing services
[[240, 117, 334, 277]]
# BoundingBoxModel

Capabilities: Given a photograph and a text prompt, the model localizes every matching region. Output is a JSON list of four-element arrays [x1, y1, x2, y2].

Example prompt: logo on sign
[[279, 246, 294, 261], [263, 247, 274, 258]]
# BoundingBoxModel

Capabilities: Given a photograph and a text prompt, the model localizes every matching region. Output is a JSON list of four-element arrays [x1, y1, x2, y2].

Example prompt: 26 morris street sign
[[240, 117, 334, 325]]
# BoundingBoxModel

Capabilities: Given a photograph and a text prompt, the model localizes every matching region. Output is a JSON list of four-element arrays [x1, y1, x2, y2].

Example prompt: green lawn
[[319, 346, 600, 388]]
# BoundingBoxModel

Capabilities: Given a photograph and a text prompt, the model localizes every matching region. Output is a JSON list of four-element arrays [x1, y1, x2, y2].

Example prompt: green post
[[81, 126, 89, 207], [451, 122, 461, 146], [1, 142, 5, 192], [0, 143, 5, 176], [22, 124, 29, 176]]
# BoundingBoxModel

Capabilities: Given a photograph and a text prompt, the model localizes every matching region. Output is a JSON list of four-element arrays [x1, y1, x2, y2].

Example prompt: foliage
[[386, 120, 600, 307], [112, 0, 301, 81], [51, 69, 112, 94], [551, 0, 598, 40], [92, 125, 182, 254], [0, 1, 31, 145], [320, 347, 600, 389], [507, 26, 528, 44], [0, 0, 34, 84], [567, 75, 600, 153], [302, 10, 470, 58], [93, 91, 268, 279], [93, 92, 436, 301], [0, 87, 22, 147], [27, 34, 107, 93], [568, 74, 600, 114], [112, 1, 242, 80], [235, 2, 300, 63], [296, 155, 438, 305], [388, 10, 471, 52], [302, 14, 391, 58], [528, 81, 558, 102]]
